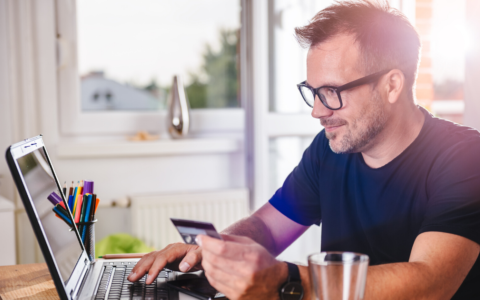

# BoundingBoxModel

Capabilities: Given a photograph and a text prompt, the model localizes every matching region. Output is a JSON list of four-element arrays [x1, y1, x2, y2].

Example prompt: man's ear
[[383, 69, 405, 104]]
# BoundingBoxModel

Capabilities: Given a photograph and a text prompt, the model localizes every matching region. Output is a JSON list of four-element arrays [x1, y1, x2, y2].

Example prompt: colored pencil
[[81, 194, 94, 244], [89, 194, 97, 222], [94, 197, 100, 215], [67, 194, 74, 213], [99, 253, 147, 259], [78, 194, 89, 235], [68, 181, 74, 197], [79, 180, 84, 195], [47, 192, 61, 206], [74, 194, 84, 225], [53, 206, 72, 226], [72, 183, 79, 216], [58, 199, 66, 210], [84, 194, 94, 248], [83, 181, 94, 195], [62, 181, 67, 198], [56, 203, 70, 216], [85, 194, 93, 223], [47, 192, 66, 210]]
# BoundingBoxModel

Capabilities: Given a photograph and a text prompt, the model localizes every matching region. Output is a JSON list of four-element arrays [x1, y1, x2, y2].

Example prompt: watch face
[[281, 282, 304, 300]]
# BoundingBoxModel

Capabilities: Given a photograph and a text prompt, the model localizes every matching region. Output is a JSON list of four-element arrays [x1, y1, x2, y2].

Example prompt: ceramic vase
[[167, 75, 190, 139]]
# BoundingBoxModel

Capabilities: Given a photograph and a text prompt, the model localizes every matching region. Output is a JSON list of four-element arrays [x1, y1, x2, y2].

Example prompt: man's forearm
[[268, 263, 447, 300], [221, 217, 313, 300], [303, 262, 457, 300], [221, 215, 278, 255], [364, 262, 460, 300]]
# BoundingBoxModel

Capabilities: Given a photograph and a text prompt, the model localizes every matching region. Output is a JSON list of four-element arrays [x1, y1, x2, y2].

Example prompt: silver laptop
[[6, 136, 183, 300]]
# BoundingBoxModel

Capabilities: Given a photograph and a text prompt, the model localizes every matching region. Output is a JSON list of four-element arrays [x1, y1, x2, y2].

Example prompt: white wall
[[0, 0, 246, 264]]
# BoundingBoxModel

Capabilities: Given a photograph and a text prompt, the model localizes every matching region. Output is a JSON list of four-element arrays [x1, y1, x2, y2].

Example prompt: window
[[57, 0, 243, 136], [431, 0, 467, 123]]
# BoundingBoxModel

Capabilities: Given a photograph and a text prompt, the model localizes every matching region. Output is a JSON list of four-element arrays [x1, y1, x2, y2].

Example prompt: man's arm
[[128, 202, 308, 285], [362, 231, 480, 300], [193, 199, 316, 300], [200, 230, 479, 300], [295, 231, 479, 300], [222, 202, 310, 256]]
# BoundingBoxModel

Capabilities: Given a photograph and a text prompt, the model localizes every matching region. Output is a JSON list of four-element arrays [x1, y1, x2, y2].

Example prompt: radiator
[[130, 189, 250, 250]]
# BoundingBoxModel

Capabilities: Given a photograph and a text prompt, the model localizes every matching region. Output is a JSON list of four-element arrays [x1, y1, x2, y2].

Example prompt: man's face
[[306, 34, 387, 154]]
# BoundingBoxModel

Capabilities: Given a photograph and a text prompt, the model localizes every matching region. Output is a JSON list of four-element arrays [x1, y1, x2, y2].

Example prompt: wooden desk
[[0, 263, 57, 300], [0, 264, 197, 300]]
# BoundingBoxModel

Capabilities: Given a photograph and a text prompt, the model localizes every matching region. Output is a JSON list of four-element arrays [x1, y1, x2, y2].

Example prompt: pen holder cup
[[75, 219, 97, 262]]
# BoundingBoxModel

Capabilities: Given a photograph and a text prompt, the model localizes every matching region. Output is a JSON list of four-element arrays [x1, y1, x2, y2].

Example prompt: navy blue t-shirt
[[270, 108, 480, 299]]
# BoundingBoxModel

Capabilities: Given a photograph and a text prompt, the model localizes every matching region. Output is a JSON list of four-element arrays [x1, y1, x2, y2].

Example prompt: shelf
[[57, 138, 241, 159]]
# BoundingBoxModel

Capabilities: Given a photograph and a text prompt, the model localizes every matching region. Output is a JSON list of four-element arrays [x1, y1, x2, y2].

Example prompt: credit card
[[171, 218, 223, 245]]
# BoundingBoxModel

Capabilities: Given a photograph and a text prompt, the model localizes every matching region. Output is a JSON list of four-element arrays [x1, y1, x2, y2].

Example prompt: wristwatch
[[279, 262, 304, 300]]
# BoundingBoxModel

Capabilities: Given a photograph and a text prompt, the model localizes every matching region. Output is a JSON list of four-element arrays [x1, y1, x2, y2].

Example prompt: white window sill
[[57, 138, 241, 159]]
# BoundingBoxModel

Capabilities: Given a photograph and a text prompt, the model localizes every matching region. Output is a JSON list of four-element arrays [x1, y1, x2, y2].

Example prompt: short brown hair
[[295, 0, 421, 101]]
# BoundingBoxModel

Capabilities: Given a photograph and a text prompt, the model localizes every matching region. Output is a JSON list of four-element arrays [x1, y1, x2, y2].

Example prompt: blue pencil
[[67, 194, 74, 213], [81, 194, 93, 244], [53, 206, 73, 226]]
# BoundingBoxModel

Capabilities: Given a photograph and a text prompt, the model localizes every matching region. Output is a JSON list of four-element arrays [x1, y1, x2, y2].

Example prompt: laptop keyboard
[[95, 261, 176, 300]]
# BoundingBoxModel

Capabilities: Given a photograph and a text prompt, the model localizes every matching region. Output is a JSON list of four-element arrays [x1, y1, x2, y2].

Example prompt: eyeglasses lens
[[318, 87, 341, 109], [299, 86, 341, 109], [299, 86, 315, 107]]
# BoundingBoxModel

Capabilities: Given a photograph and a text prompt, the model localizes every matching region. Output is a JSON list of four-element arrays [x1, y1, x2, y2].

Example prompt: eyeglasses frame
[[297, 69, 392, 110]]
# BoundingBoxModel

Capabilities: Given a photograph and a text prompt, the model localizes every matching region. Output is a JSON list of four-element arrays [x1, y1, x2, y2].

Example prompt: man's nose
[[311, 95, 333, 119]]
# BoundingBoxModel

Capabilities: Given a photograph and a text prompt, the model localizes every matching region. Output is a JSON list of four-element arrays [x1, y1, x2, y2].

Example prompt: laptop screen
[[16, 147, 83, 283]]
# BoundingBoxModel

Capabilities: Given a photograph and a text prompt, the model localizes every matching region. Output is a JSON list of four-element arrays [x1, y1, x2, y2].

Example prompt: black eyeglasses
[[297, 69, 391, 110]]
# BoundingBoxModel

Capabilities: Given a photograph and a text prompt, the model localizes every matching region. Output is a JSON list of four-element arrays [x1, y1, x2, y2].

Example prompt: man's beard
[[322, 90, 387, 154]]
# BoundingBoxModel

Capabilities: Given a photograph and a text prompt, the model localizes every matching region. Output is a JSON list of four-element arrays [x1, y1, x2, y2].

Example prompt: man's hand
[[127, 243, 203, 284], [198, 234, 288, 300]]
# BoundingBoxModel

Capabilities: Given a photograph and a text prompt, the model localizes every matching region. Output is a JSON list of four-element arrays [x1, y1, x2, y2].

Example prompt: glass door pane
[[431, 0, 466, 123], [269, 136, 320, 264], [268, 0, 334, 113], [265, 0, 333, 264]]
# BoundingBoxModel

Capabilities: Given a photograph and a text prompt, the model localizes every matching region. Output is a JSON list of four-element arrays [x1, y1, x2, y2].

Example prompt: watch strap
[[286, 262, 301, 282]]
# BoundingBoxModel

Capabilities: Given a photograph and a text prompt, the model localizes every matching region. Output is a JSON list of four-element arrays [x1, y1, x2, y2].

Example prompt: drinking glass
[[308, 252, 369, 300]]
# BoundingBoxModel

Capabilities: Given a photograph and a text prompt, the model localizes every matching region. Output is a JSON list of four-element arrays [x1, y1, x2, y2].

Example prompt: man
[[129, 1, 480, 299]]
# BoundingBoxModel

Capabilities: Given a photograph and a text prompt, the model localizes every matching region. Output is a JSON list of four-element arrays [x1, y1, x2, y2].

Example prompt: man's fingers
[[128, 243, 203, 283], [128, 252, 156, 281], [202, 259, 244, 299], [179, 247, 202, 272], [202, 250, 251, 277], [145, 256, 168, 285], [198, 235, 247, 260]]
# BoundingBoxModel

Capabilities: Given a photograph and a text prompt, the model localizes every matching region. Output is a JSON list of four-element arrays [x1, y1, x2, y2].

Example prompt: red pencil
[[74, 195, 83, 224]]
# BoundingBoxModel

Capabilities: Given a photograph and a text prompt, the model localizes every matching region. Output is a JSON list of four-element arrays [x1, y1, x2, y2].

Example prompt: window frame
[[55, 0, 245, 137]]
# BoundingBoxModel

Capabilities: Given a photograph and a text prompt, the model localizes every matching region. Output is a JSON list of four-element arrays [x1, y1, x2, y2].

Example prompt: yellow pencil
[[72, 181, 80, 216]]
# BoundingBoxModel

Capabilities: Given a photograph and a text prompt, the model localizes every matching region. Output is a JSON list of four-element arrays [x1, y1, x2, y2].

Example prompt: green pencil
[[79, 194, 88, 236]]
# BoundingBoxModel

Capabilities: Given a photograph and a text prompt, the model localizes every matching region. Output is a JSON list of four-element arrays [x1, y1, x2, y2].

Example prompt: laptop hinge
[[71, 258, 90, 300]]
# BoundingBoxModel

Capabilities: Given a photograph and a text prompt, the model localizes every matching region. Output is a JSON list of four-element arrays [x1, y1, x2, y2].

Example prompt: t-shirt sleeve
[[421, 136, 480, 245], [268, 133, 324, 226]]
